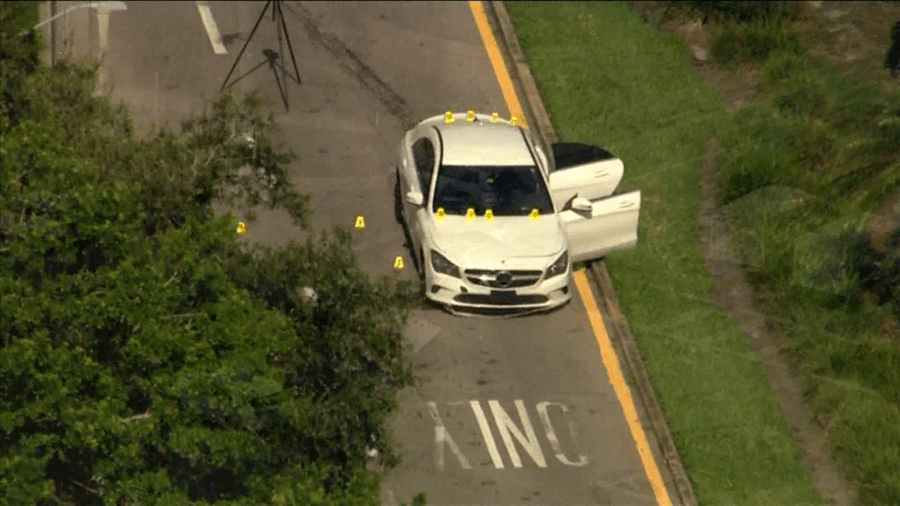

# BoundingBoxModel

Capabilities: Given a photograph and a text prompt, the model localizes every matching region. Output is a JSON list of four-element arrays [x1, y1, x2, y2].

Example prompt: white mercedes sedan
[[394, 111, 641, 316]]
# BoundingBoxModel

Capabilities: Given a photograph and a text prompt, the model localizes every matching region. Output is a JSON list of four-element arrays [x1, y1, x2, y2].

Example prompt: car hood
[[428, 214, 566, 268]]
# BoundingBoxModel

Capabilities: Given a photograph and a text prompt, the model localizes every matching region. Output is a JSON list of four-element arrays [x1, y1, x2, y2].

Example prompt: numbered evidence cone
[[355, 214, 365, 229], [236, 221, 247, 234], [466, 208, 476, 221], [393, 255, 404, 270]]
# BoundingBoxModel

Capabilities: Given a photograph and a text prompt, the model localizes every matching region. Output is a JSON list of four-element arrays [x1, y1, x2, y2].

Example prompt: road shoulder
[[486, 2, 698, 505]]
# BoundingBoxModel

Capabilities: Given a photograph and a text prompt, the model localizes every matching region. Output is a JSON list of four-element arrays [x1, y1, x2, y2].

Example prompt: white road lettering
[[488, 399, 547, 468], [537, 401, 588, 467], [427, 401, 471, 471], [470, 400, 505, 469], [433, 400, 585, 470], [196, 1, 227, 54]]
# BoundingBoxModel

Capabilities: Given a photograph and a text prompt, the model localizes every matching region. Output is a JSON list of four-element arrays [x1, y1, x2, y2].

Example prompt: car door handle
[[594, 170, 609, 178], [618, 200, 634, 208]]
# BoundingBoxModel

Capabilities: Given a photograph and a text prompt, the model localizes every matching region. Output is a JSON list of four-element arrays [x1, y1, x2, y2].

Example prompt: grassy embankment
[[706, 3, 900, 504], [507, 2, 828, 505], [510, 1, 900, 505]]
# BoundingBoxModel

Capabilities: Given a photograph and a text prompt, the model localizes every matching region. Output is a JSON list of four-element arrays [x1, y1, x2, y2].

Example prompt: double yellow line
[[468, 3, 673, 505]]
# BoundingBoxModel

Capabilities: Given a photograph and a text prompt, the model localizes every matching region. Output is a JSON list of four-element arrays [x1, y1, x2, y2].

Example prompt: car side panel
[[400, 131, 424, 257], [560, 190, 641, 263]]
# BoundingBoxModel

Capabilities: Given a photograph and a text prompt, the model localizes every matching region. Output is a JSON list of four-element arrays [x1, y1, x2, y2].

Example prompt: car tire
[[394, 169, 404, 225], [417, 247, 426, 281]]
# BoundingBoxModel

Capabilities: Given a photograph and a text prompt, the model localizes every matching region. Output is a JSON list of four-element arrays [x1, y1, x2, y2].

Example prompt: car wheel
[[416, 246, 427, 281], [394, 169, 404, 225]]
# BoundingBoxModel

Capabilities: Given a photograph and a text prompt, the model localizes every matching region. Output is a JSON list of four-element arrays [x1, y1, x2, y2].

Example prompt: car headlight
[[431, 249, 461, 278], [545, 251, 568, 279]]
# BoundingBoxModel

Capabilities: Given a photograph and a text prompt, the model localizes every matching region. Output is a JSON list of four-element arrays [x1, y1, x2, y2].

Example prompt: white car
[[395, 111, 641, 316]]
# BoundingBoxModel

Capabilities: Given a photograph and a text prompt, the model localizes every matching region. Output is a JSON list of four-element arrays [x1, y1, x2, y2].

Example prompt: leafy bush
[[0, 16, 419, 506], [0, 1, 43, 131]]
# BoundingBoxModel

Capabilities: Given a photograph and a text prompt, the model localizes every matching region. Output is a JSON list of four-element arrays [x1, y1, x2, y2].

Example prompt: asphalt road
[[50, 1, 682, 504]]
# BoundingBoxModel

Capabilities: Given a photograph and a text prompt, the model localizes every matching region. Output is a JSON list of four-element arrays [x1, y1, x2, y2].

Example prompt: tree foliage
[[0, 3, 417, 504]]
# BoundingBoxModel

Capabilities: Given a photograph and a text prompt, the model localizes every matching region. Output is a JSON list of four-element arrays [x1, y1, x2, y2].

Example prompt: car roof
[[420, 113, 536, 167]]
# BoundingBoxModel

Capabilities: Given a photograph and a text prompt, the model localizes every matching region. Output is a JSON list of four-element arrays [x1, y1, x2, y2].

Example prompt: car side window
[[412, 138, 435, 197]]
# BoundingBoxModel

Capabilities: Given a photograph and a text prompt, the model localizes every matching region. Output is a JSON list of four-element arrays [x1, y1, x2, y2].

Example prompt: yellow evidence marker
[[393, 255, 404, 270], [484, 209, 494, 222], [529, 208, 540, 222], [466, 208, 476, 221], [354, 214, 366, 229], [236, 221, 247, 234], [435, 207, 446, 221]]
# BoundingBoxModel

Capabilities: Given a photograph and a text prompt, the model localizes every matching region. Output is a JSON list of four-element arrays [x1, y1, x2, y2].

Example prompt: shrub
[[1, 19, 419, 506]]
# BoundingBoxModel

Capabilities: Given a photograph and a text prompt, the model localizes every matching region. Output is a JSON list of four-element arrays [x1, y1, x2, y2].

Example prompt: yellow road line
[[573, 271, 673, 506], [467, 1, 527, 126], [468, 3, 672, 505]]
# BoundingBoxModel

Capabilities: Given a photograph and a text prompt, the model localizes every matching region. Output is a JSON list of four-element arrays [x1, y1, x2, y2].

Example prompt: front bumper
[[425, 266, 572, 317]]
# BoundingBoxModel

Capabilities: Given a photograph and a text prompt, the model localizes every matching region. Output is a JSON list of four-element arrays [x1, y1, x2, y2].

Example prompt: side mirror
[[405, 191, 424, 206], [570, 197, 593, 213]]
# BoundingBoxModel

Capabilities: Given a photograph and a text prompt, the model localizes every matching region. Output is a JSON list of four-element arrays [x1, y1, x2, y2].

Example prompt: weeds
[[711, 19, 803, 65], [509, 2, 826, 505], [715, 9, 900, 502], [686, 1, 801, 24]]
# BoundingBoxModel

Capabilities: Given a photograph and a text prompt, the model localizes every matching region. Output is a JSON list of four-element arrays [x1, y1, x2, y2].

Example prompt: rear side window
[[412, 138, 435, 196]]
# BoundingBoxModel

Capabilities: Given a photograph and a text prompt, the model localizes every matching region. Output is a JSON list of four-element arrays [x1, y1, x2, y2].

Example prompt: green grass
[[506, 2, 826, 505], [710, 19, 804, 65]]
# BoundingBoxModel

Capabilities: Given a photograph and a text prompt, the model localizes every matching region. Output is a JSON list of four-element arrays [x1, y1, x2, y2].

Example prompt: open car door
[[548, 142, 624, 211], [560, 190, 641, 263]]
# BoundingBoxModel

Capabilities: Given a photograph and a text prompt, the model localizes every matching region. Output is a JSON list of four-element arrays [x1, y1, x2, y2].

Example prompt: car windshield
[[431, 165, 554, 216]]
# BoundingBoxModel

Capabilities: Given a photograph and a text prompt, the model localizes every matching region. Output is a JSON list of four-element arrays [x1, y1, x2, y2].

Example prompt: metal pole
[[275, 0, 301, 85], [220, 0, 273, 92]]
